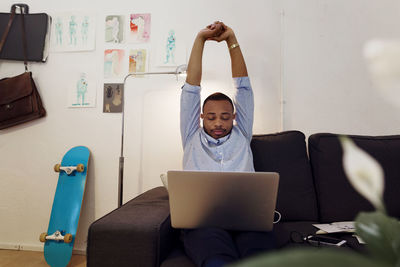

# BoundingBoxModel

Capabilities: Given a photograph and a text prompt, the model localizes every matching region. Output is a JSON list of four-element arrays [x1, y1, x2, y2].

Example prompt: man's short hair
[[202, 92, 234, 113]]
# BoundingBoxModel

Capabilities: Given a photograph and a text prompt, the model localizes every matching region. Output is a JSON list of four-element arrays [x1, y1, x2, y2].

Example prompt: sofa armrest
[[87, 187, 178, 267]]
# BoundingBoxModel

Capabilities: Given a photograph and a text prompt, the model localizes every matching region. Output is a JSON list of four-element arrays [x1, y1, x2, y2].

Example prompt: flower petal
[[340, 136, 385, 211]]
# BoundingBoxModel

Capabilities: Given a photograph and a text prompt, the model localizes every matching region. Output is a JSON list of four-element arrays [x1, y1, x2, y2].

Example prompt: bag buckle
[[5, 104, 14, 110]]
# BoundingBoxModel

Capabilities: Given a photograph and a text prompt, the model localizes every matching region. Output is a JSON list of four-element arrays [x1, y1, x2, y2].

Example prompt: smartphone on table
[[304, 235, 347, 247]]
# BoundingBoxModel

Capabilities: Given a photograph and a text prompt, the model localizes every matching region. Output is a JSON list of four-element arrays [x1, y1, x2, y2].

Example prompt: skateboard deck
[[41, 146, 90, 267]]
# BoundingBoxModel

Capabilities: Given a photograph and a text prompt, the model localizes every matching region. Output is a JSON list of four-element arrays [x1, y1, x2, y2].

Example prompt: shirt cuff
[[233, 76, 251, 90], [182, 82, 201, 93]]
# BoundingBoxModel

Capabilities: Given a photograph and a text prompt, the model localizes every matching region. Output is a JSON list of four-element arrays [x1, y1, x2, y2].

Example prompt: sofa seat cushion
[[251, 131, 318, 222], [309, 133, 400, 223]]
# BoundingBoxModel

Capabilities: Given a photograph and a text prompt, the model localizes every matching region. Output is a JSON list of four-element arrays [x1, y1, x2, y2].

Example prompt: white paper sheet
[[313, 221, 355, 234]]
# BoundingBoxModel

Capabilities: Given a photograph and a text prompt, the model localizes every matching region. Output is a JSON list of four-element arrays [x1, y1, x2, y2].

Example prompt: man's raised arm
[[180, 24, 223, 147], [209, 22, 254, 140], [208, 22, 248, 78], [186, 24, 223, 85]]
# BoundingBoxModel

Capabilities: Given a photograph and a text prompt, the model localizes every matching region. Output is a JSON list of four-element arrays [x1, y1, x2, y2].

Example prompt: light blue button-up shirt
[[180, 76, 255, 172]]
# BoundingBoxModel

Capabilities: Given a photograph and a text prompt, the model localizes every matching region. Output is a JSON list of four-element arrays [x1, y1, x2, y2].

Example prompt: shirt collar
[[201, 128, 231, 146]]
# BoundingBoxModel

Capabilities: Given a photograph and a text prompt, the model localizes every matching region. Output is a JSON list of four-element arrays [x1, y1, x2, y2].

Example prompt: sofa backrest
[[251, 131, 318, 222], [308, 133, 400, 223]]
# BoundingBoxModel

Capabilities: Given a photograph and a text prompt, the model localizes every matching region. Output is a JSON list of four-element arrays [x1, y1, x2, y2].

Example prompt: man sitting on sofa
[[180, 21, 276, 267]]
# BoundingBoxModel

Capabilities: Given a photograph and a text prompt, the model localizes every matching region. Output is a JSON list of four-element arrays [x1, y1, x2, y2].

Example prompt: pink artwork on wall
[[129, 13, 151, 43], [104, 49, 125, 78]]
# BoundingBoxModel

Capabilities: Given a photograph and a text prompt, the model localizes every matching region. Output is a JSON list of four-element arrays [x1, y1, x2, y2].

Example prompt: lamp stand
[[118, 65, 187, 207]]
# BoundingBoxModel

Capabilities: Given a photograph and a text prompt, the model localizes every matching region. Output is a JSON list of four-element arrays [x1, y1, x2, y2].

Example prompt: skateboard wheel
[[76, 164, 85, 173], [40, 232, 47, 242], [64, 233, 73, 243], [54, 164, 61, 172]]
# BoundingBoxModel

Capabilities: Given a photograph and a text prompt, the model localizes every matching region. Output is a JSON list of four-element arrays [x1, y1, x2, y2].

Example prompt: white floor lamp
[[118, 64, 187, 207]]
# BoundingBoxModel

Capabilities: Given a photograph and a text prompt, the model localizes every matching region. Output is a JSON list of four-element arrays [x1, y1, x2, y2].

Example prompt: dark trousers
[[182, 227, 276, 267]]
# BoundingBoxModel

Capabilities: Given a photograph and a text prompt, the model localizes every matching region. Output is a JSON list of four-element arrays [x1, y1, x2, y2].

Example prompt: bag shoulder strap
[[0, 10, 16, 53], [18, 5, 29, 71]]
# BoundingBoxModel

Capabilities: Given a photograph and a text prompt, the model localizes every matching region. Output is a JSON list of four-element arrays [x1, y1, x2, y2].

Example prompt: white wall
[[1, 0, 399, 255], [0, 0, 281, 253], [282, 0, 400, 137]]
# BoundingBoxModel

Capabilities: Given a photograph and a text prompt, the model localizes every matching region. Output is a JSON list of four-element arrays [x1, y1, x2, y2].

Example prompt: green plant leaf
[[355, 211, 400, 266], [229, 247, 387, 267]]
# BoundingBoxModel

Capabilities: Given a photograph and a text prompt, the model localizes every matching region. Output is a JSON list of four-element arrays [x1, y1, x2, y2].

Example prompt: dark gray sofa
[[87, 131, 400, 267]]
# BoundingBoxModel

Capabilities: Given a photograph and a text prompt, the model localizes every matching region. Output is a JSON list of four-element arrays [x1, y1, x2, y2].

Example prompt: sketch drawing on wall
[[105, 15, 124, 43], [82, 16, 90, 44], [55, 17, 63, 45], [129, 49, 148, 73], [104, 49, 125, 79], [51, 13, 96, 52], [157, 29, 186, 67], [69, 16, 77, 46], [68, 73, 96, 108], [103, 83, 124, 113], [74, 73, 88, 106], [128, 13, 151, 43], [164, 30, 176, 64]]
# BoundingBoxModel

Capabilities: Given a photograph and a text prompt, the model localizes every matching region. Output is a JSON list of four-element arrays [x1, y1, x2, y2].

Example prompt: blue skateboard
[[40, 146, 90, 267]]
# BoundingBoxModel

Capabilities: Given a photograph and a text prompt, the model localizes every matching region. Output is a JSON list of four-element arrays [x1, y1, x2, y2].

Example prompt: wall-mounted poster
[[103, 83, 124, 113], [68, 72, 96, 108], [104, 49, 125, 79], [51, 13, 96, 52], [129, 49, 148, 73], [128, 13, 151, 43], [105, 15, 124, 43], [156, 29, 186, 67]]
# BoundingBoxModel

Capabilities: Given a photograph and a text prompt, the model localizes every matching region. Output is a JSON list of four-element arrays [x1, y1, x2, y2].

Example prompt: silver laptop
[[167, 170, 279, 232]]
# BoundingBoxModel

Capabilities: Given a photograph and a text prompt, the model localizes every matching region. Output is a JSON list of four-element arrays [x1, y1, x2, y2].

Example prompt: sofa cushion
[[251, 131, 318, 222], [308, 133, 400, 223]]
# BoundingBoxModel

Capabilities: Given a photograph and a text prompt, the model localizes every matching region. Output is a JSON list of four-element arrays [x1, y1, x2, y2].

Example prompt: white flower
[[340, 136, 385, 212], [364, 39, 400, 107]]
